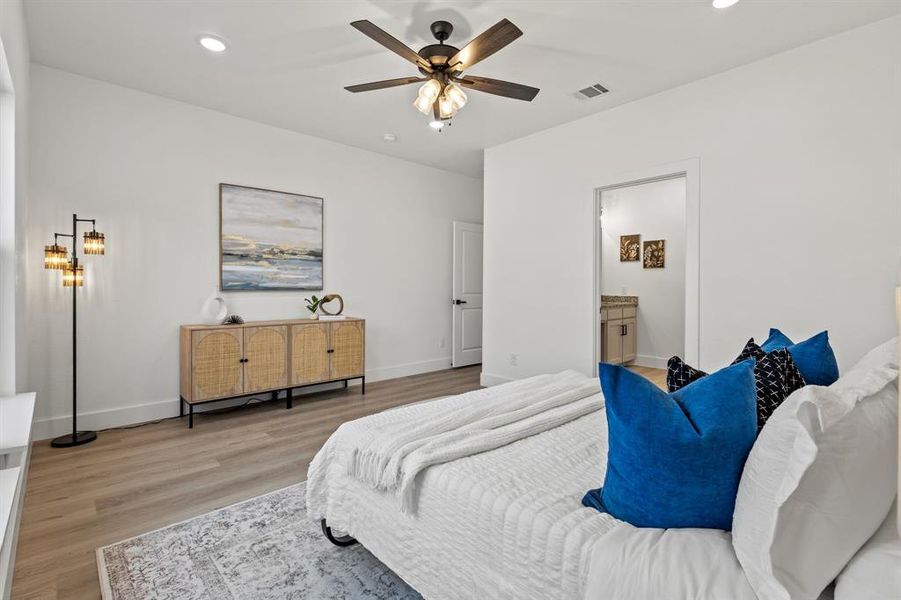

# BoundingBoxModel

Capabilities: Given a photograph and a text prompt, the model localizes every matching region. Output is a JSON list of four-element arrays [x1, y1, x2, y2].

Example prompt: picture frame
[[219, 183, 324, 291], [620, 234, 640, 262], [643, 239, 665, 269]]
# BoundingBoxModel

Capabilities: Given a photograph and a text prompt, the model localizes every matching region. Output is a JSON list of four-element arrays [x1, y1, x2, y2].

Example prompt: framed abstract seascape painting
[[219, 183, 323, 291]]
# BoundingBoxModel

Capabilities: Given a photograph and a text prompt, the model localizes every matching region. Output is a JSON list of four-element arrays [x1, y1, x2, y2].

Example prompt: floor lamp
[[43, 213, 106, 448]]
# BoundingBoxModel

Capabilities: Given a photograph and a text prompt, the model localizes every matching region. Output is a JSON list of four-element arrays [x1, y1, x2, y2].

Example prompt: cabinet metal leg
[[344, 380, 348, 389], [287, 388, 293, 409], [189, 404, 194, 429], [179, 397, 184, 417], [361, 377, 365, 395]]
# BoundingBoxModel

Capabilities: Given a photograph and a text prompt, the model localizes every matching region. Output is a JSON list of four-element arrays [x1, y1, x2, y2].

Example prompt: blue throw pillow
[[584, 361, 757, 530], [760, 328, 839, 386]]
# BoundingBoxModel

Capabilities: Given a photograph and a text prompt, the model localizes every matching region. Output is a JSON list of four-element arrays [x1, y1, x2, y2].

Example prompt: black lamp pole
[[51, 213, 100, 448]]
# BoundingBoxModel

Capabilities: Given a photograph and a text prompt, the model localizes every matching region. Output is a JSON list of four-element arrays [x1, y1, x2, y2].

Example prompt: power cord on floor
[[101, 395, 278, 432]]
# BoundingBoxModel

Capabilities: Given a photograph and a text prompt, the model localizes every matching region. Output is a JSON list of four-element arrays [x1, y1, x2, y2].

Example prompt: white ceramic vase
[[201, 292, 228, 324]]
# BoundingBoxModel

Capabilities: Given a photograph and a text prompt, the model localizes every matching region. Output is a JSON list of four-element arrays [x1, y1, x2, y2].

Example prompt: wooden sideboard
[[179, 317, 365, 428]]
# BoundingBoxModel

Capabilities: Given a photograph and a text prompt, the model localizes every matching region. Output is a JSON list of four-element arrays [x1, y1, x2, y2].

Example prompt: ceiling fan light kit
[[346, 17, 539, 131], [445, 82, 467, 109]]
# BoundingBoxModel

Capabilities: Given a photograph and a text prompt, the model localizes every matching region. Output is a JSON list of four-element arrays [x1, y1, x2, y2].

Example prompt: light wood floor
[[11, 364, 665, 599], [628, 365, 667, 389], [12, 367, 482, 599]]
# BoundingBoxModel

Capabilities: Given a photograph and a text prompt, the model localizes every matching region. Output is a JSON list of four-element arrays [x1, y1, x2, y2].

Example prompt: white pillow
[[835, 500, 901, 600], [732, 345, 898, 600]]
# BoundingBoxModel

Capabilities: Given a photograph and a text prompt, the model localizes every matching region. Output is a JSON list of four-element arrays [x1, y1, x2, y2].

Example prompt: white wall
[[25, 65, 482, 439], [0, 0, 29, 396], [600, 177, 686, 367], [483, 16, 901, 385]]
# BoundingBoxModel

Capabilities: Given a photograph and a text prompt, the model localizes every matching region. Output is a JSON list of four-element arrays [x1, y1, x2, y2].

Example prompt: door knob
[[453, 299, 468, 305]]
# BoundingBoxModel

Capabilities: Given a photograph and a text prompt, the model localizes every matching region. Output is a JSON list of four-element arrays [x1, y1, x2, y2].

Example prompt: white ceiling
[[24, 0, 901, 177]]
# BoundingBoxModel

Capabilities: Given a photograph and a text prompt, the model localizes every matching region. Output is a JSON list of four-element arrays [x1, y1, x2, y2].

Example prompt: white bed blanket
[[342, 370, 600, 512], [306, 374, 760, 600]]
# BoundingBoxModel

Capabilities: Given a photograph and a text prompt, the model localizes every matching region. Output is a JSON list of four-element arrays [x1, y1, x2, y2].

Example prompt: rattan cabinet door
[[243, 325, 288, 393], [291, 323, 330, 385], [329, 321, 364, 379], [191, 329, 244, 401]]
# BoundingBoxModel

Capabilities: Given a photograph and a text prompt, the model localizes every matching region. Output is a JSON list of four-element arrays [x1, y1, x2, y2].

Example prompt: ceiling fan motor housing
[[418, 21, 459, 75], [417, 44, 459, 74]]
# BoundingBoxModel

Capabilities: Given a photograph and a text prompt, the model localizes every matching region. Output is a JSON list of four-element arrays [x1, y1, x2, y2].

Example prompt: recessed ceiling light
[[382, 133, 397, 142], [199, 36, 227, 53], [712, 0, 740, 8]]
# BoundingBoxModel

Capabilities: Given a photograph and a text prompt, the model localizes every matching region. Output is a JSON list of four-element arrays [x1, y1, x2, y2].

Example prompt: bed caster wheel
[[321, 519, 358, 547]]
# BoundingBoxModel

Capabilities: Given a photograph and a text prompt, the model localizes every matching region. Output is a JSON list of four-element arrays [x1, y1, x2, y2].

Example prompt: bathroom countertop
[[601, 295, 638, 309]]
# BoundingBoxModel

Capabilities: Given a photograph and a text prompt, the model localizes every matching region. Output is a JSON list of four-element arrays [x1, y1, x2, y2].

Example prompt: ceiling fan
[[345, 18, 539, 130]]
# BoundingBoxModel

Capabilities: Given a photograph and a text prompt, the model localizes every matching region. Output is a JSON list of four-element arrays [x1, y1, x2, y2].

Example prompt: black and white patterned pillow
[[778, 350, 806, 397], [667, 339, 806, 432], [732, 338, 766, 364], [749, 351, 789, 430], [730, 340, 807, 429], [666, 356, 707, 393]]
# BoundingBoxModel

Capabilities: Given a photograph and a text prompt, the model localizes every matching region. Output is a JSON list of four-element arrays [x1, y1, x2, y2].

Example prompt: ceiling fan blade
[[345, 76, 426, 93], [456, 76, 539, 101], [449, 19, 522, 73], [350, 20, 432, 71]]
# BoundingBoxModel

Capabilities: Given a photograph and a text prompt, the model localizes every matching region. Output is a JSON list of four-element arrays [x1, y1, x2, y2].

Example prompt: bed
[[306, 371, 759, 600]]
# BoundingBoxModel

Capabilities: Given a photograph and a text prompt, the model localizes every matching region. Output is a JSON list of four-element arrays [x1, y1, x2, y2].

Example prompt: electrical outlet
[[509, 353, 519, 366]]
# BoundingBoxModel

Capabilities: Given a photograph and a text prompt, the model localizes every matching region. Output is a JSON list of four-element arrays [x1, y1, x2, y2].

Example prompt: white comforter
[[307, 372, 758, 600], [342, 370, 599, 512]]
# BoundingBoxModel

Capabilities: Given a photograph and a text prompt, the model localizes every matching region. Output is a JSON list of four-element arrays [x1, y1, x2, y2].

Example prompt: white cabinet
[[600, 306, 637, 365], [0, 392, 35, 600]]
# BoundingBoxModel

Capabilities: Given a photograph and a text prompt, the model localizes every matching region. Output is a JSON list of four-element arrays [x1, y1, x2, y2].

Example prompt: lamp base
[[51, 431, 98, 448]]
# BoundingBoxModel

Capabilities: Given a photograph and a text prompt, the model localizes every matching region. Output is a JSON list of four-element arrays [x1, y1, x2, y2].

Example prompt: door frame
[[592, 158, 701, 372]]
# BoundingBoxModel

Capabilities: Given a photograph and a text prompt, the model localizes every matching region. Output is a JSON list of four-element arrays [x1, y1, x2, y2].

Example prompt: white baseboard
[[31, 397, 180, 441], [364, 357, 451, 382], [479, 372, 513, 387], [633, 355, 669, 369], [31, 357, 454, 441]]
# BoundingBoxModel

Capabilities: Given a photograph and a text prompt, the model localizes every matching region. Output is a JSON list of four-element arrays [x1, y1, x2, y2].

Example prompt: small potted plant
[[305, 295, 322, 319]]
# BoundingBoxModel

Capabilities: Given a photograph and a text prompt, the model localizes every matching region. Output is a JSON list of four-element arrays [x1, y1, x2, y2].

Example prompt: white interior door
[[452, 222, 483, 367]]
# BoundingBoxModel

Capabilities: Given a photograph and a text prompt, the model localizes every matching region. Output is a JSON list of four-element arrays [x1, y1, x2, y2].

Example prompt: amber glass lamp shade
[[43, 244, 68, 270], [83, 230, 105, 255], [62, 262, 84, 287]]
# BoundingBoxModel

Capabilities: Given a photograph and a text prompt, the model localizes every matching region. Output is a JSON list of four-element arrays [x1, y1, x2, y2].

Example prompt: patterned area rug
[[97, 482, 421, 600]]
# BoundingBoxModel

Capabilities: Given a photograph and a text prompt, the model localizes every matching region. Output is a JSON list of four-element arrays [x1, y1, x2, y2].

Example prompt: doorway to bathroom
[[593, 159, 700, 384]]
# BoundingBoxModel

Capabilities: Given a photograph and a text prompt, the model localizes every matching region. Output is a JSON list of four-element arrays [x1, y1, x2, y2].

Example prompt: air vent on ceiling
[[576, 83, 610, 99]]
